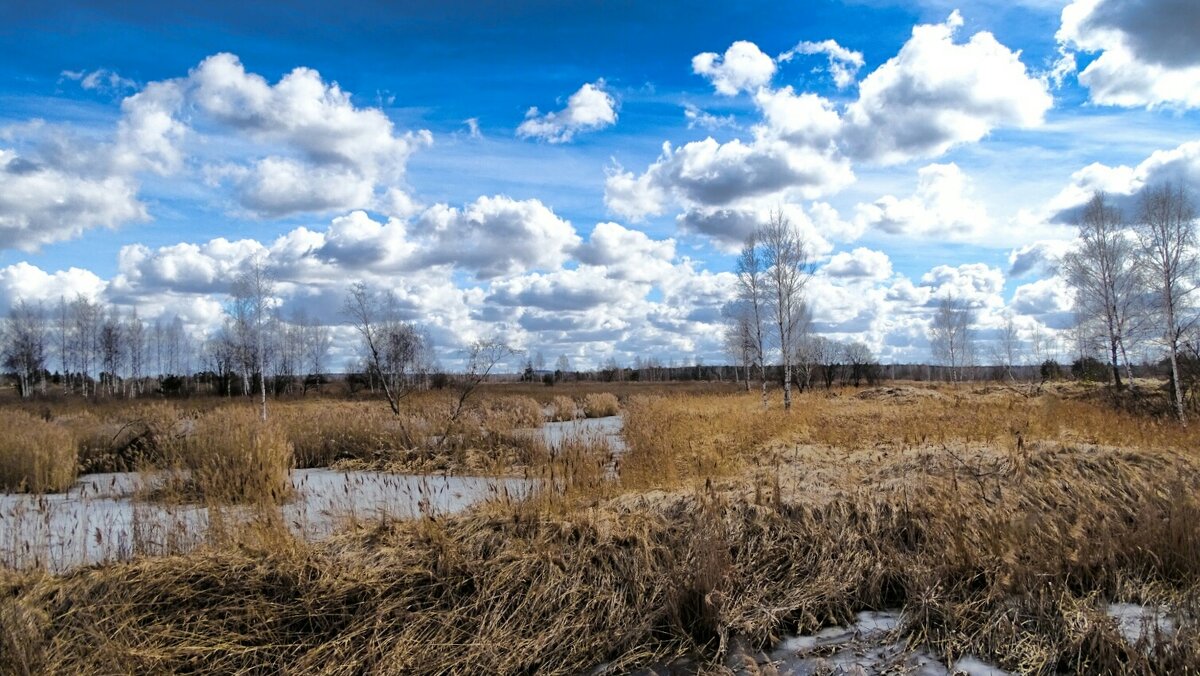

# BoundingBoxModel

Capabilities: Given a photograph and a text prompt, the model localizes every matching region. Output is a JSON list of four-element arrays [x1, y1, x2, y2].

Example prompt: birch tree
[[930, 295, 974, 382], [735, 231, 769, 405], [759, 210, 811, 410], [231, 256, 275, 420], [1134, 183, 1198, 422], [1062, 192, 1143, 389]]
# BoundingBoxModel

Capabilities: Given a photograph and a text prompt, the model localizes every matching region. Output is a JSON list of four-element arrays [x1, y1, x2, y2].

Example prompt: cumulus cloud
[[186, 53, 431, 216], [854, 163, 991, 239], [692, 41, 776, 96], [675, 202, 836, 255], [0, 148, 147, 250], [575, 222, 676, 283], [841, 11, 1052, 164], [1058, 0, 1200, 108], [1008, 239, 1074, 277], [822, 248, 893, 280], [516, 81, 617, 143], [920, 262, 1005, 307], [683, 104, 737, 131], [1047, 140, 1200, 221], [0, 263, 107, 308], [415, 195, 581, 279], [610, 13, 1047, 244], [777, 39, 865, 89], [1011, 276, 1075, 328]]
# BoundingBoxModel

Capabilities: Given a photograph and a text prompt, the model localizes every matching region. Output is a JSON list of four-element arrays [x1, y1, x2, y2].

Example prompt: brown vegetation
[[3, 383, 1200, 673], [0, 411, 76, 493], [582, 392, 620, 418]]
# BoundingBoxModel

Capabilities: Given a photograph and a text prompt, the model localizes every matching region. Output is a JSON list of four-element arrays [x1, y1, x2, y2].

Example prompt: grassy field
[[2, 381, 1200, 673]]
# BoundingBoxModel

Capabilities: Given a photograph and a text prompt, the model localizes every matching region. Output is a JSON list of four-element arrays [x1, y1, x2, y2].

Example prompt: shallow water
[[529, 415, 626, 452], [621, 611, 1008, 675], [0, 469, 526, 572]]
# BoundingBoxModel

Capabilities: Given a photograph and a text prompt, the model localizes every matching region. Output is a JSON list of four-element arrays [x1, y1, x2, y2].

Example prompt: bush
[[581, 392, 620, 418], [1072, 356, 1109, 382], [549, 396, 577, 422], [166, 408, 293, 505], [1040, 359, 1062, 383], [0, 410, 77, 493]]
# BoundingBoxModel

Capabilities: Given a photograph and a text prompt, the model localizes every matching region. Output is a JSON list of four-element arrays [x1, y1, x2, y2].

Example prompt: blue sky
[[1, 0, 1199, 367]]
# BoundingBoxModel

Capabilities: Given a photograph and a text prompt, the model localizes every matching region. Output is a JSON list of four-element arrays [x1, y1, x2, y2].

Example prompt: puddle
[[0, 469, 526, 572], [526, 415, 626, 453], [1107, 602, 1176, 647], [619, 611, 1008, 676]]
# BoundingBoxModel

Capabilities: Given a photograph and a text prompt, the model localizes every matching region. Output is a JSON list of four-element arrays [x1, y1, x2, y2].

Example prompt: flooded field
[[0, 469, 527, 571], [0, 414, 625, 572]]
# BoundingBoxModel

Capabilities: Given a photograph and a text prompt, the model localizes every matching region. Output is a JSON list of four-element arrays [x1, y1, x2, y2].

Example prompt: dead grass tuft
[[0, 411, 77, 493], [582, 392, 620, 418]]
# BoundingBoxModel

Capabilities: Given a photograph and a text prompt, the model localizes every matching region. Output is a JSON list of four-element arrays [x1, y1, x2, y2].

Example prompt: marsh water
[[0, 415, 627, 572]]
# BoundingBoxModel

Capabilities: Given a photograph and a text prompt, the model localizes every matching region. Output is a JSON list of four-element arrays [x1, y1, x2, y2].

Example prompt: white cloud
[[683, 104, 737, 131], [854, 163, 991, 239], [415, 195, 582, 279], [822, 247, 893, 280], [0, 148, 147, 251], [692, 40, 776, 96], [0, 263, 107, 308], [1058, 0, 1200, 108], [516, 81, 617, 143], [186, 53, 431, 216], [1008, 239, 1074, 277], [1047, 140, 1200, 221], [841, 11, 1052, 164], [61, 68, 137, 93], [921, 262, 1005, 307], [778, 39, 865, 89]]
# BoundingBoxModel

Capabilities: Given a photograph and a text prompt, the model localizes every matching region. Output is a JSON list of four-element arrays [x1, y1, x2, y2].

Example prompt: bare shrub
[[0, 411, 77, 493]]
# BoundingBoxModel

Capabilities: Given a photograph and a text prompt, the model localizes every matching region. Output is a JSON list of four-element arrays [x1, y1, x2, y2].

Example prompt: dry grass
[[4, 383, 1200, 673], [160, 408, 293, 505], [582, 392, 620, 418], [0, 411, 77, 493], [549, 395, 577, 422]]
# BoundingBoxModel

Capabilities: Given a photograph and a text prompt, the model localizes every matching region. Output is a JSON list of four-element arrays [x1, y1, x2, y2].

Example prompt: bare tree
[[99, 308, 124, 396], [993, 313, 1022, 381], [126, 309, 146, 396], [759, 210, 811, 410], [3, 300, 48, 397], [446, 337, 519, 428], [343, 282, 425, 416], [721, 301, 755, 391], [231, 255, 275, 420], [930, 295, 975, 382], [735, 231, 769, 406], [1134, 183, 1198, 422], [1062, 192, 1144, 389]]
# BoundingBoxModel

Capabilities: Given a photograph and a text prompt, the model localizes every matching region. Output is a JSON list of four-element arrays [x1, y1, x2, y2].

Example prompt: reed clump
[[0, 410, 77, 493], [162, 408, 293, 505], [549, 395, 577, 422], [581, 392, 620, 418]]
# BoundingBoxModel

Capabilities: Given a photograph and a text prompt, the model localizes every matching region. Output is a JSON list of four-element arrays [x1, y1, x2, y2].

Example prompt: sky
[[1, 0, 1199, 369]]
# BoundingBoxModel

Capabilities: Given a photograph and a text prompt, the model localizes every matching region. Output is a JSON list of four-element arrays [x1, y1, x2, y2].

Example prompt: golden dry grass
[[160, 408, 294, 505], [549, 395, 577, 422], [0, 411, 77, 493], [582, 392, 620, 418], [4, 383, 1200, 674]]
